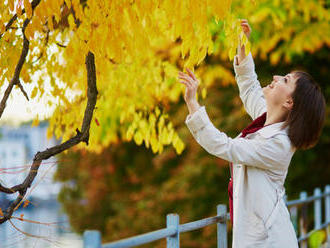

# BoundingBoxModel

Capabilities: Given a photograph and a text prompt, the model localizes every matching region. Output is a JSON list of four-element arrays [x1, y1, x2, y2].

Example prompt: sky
[[0, 84, 51, 124], [0, 80, 55, 126], [0, 43, 79, 126]]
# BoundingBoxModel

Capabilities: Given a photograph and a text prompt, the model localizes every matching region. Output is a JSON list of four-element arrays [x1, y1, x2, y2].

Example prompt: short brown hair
[[282, 71, 326, 150]]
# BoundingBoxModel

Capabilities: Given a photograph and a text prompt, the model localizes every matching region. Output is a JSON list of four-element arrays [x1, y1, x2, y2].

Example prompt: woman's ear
[[283, 98, 294, 110]]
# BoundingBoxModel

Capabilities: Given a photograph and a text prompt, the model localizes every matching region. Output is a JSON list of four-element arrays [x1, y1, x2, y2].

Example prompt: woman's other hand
[[178, 68, 201, 115], [178, 68, 200, 103], [240, 19, 251, 40], [237, 19, 252, 65]]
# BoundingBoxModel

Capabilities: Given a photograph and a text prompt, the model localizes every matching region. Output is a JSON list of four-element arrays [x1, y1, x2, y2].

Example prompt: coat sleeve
[[185, 106, 291, 172], [233, 52, 267, 120]]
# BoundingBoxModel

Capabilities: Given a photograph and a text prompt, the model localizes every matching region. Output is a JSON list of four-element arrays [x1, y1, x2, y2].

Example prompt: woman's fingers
[[186, 68, 197, 81], [178, 74, 192, 85], [241, 22, 251, 29], [239, 19, 251, 37], [240, 19, 248, 23], [178, 72, 196, 86], [178, 70, 198, 84], [178, 70, 200, 102], [178, 74, 192, 86], [179, 80, 189, 87]]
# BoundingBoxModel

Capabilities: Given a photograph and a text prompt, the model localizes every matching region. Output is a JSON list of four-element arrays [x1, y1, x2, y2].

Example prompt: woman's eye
[[284, 78, 288, 83]]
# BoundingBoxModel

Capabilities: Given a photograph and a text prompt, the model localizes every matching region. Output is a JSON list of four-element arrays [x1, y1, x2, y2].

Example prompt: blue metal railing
[[83, 184, 330, 248]]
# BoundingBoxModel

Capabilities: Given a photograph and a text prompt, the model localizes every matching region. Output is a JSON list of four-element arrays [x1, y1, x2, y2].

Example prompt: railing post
[[325, 185, 330, 242], [290, 206, 298, 235], [285, 194, 299, 235], [299, 191, 308, 248], [314, 188, 322, 230], [84, 230, 102, 248], [217, 204, 227, 248], [166, 213, 179, 248]]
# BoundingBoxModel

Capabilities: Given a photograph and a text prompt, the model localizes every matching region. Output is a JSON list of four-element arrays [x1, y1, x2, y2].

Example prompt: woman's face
[[262, 72, 297, 110]]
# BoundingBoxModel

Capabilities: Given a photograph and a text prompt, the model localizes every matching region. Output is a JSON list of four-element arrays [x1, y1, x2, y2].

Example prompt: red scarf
[[228, 112, 268, 226]]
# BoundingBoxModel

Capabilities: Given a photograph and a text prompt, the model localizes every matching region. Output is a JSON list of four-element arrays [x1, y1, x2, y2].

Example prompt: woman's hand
[[178, 68, 200, 103], [178, 68, 201, 115], [240, 19, 251, 40], [237, 19, 252, 65]]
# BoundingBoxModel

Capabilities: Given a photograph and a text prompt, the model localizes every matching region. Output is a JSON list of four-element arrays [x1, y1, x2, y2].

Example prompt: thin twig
[[55, 42, 67, 48], [17, 81, 30, 101], [9, 219, 56, 243]]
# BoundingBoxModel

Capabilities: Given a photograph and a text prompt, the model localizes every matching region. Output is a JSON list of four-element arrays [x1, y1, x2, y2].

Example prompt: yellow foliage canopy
[[0, 0, 328, 154]]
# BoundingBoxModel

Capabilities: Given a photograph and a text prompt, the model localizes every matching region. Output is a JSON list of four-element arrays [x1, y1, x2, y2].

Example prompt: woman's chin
[[262, 87, 267, 95]]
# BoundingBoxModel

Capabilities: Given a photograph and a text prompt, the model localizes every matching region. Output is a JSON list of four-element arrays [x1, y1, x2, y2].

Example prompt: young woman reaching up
[[178, 19, 326, 247]]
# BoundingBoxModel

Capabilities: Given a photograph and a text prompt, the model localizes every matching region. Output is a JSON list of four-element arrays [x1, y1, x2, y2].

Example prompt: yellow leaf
[[228, 47, 235, 61], [31, 87, 38, 99], [202, 88, 207, 99], [24, 0, 33, 19], [32, 115, 39, 127], [68, 14, 75, 29], [155, 107, 160, 117], [46, 128, 53, 140], [133, 131, 143, 145], [65, 0, 71, 9], [48, 16, 54, 31], [144, 131, 150, 148], [23, 200, 30, 208], [0, 20, 5, 34], [241, 32, 247, 46], [245, 41, 251, 57], [9, 0, 15, 12], [150, 135, 158, 153], [270, 52, 281, 65], [173, 134, 185, 155], [126, 126, 134, 141], [158, 115, 165, 132], [24, 23, 34, 40], [158, 143, 163, 154], [160, 127, 169, 144], [17, 5, 23, 16]]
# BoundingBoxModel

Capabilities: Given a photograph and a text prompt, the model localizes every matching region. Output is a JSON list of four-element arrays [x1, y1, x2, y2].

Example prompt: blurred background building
[[0, 122, 82, 248], [0, 122, 60, 200]]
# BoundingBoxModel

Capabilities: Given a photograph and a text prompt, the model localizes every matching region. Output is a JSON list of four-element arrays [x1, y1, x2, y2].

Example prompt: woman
[[178, 19, 326, 247]]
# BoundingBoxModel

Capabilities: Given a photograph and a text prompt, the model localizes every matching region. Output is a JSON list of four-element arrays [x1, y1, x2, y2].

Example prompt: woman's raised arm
[[234, 19, 267, 120]]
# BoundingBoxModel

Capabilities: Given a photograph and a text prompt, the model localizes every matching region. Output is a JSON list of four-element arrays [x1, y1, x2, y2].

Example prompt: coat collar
[[257, 121, 289, 138]]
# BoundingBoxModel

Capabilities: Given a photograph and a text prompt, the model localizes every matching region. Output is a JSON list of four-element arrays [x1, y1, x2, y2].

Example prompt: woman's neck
[[264, 109, 288, 126]]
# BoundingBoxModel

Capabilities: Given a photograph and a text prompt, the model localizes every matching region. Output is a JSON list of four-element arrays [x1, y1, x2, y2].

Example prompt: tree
[[0, 0, 252, 224]]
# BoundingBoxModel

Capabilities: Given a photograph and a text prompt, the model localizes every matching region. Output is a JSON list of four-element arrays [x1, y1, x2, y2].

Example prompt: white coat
[[185, 52, 299, 247]]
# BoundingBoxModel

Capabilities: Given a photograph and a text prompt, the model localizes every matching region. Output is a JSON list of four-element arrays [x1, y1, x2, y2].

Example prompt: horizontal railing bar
[[179, 215, 224, 233], [102, 212, 229, 248], [298, 221, 330, 242], [286, 191, 330, 207], [102, 227, 176, 248]]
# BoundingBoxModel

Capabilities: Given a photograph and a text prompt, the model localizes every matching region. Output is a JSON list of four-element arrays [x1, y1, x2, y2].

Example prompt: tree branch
[[55, 42, 67, 48], [0, 52, 98, 224], [17, 81, 30, 101], [0, 19, 30, 119], [0, 0, 42, 40]]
